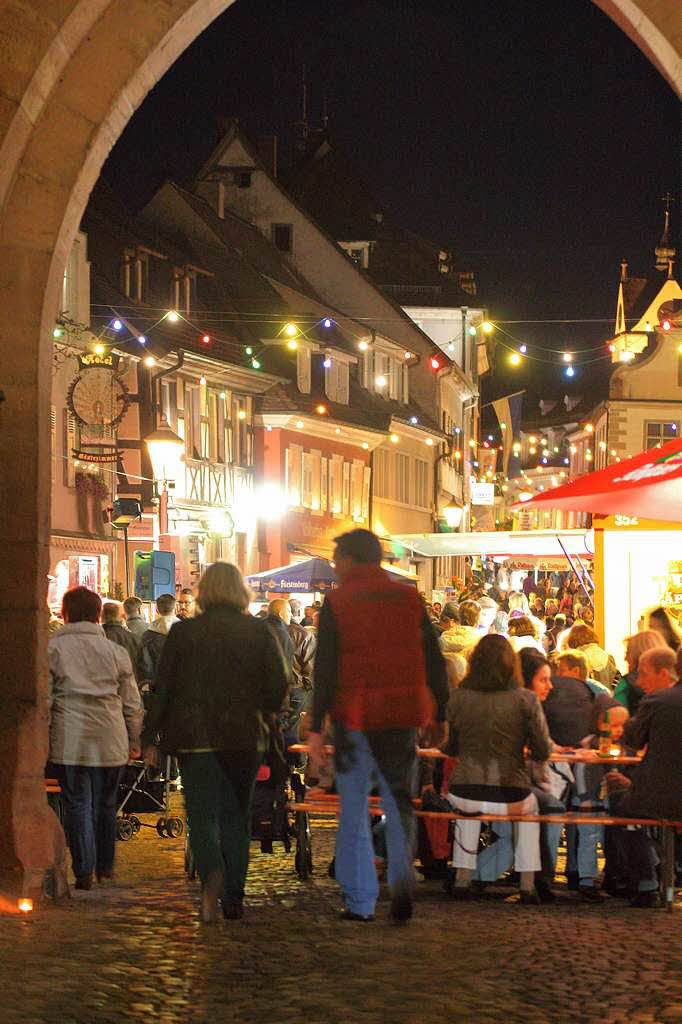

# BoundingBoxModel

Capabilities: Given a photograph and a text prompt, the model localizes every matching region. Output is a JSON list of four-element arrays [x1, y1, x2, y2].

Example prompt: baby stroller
[[116, 756, 184, 841]]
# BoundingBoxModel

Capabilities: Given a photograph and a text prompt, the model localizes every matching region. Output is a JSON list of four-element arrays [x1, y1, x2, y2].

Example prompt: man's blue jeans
[[334, 729, 417, 916], [51, 763, 123, 879]]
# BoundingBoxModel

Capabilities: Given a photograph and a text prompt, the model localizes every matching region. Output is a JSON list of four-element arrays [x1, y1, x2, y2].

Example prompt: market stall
[[510, 439, 682, 670]]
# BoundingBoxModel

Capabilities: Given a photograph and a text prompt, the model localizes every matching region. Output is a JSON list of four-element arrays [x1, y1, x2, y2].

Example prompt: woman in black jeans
[[142, 563, 289, 923]]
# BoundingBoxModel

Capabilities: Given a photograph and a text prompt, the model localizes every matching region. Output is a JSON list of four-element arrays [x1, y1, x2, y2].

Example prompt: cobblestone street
[[2, 809, 681, 1024]]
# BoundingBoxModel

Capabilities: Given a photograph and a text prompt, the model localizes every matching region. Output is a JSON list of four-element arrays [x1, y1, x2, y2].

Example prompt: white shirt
[[48, 622, 143, 766]]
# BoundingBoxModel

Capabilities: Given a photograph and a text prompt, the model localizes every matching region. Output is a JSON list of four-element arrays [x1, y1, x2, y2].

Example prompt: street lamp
[[145, 417, 184, 537], [442, 500, 464, 530]]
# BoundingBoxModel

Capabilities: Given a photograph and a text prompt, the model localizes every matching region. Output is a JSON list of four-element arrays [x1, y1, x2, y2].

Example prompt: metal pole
[[557, 538, 593, 608], [123, 525, 131, 597]]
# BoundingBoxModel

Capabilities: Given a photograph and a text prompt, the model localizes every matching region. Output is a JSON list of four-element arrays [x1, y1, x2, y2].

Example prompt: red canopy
[[511, 439, 682, 522]]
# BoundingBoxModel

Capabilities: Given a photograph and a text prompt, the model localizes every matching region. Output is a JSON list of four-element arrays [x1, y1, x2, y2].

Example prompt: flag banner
[[492, 391, 524, 478]]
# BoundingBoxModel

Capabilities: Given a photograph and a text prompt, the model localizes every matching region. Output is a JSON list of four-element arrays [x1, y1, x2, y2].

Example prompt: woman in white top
[[48, 586, 143, 889], [507, 615, 545, 654]]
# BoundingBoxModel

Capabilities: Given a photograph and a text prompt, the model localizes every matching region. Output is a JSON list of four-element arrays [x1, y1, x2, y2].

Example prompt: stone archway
[[0, 0, 236, 895], [0, 0, 679, 894]]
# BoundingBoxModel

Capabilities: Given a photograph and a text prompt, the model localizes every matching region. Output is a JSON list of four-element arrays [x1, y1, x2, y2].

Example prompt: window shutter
[[286, 444, 303, 508], [337, 362, 349, 405], [389, 358, 399, 400], [330, 456, 343, 515], [342, 461, 350, 516], [311, 449, 322, 514], [402, 364, 409, 403], [297, 347, 311, 394], [350, 460, 364, 520], [64, 409, 77, 486], [302, 452, 315, 509], [362, 465, 371, 522], [320, 457, 328, 512], [325, 360, 337, 403]]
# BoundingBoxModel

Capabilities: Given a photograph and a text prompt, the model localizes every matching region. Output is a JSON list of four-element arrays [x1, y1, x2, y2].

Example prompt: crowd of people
[[46, 537, 682, 924]]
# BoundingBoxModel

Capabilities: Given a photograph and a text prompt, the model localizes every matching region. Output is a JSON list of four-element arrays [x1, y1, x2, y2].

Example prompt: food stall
[[510, 439, 682, 670]]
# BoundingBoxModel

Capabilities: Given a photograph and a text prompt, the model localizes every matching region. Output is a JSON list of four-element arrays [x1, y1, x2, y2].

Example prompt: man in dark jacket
[[286, 599, 316, 751], [138, 593, 178, 696], [308, 529, 449, 925], [102, 601, 140, 680], [609, 647, 681, 907]]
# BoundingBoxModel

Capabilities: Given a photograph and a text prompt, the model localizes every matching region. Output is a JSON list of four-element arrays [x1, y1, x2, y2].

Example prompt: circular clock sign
[[67, 363, 130, 431]]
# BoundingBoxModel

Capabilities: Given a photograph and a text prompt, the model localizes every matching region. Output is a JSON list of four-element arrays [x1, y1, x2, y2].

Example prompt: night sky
[[102, 0, 680, 401]]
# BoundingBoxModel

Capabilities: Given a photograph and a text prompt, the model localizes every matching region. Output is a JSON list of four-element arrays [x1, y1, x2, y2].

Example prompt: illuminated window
[[644, 420, 679, 450]]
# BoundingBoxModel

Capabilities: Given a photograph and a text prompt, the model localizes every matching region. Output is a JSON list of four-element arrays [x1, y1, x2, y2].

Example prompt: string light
[[138, 335, 146, 345], [245, 346, 253, 355], [112, 319, 122, 331], [316, 404, 327, 415], [481, 321, 494, 334], [335, 427, 341, 434], [358, 340, 369, 351], [425, 438, 434, 446], [202, 334, 210, 344], [284, 323, 299, 337], [323, 318, 332, 328], [94, 343, 105, 356], [296, 419, 303, 428], [565, 366, 575, 377], [585, 424, 594, 433], [509, 352, 522, 366], [144, 355, 155, 367], [661, 319, 671, 332], [167, 311, 179, 322], [375, 375, 387, 388], [562, 352, 573, 362], [410, 416, 418, 425], [251, 358, 261, 369], [362, 442, 369, 450], [404, 351, 412, 360], [430, 357, 440, 370], [53, 326, 64, 339], [323, 357, 332, 368], [199, 376, 206, 385], [287, 339, 298, 351], [390, 434, 399, 443]]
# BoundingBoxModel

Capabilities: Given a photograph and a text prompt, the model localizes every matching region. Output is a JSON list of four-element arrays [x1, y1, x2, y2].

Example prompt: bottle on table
[[597, 709, 611, 758]]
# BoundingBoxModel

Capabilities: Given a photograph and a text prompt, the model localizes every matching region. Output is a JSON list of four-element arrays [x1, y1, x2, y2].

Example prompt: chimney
[[257, 135, 278, 179]]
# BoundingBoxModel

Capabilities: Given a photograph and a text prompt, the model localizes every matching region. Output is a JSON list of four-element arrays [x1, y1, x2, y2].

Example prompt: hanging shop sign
[[66, 352, 130, 463]]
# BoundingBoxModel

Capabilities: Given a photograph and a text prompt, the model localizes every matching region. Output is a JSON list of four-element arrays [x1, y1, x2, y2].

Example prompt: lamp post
[[145, 417, 184, 544], [441, 499, 464, 531]]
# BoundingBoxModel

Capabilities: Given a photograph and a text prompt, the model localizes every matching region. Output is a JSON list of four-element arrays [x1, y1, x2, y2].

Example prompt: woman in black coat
[[142, 562, 289, 923]]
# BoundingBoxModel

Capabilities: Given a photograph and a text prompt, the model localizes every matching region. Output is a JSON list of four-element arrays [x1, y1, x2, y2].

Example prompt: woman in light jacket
[[48, 586, 143, 890], [443, 634, 551, 904]]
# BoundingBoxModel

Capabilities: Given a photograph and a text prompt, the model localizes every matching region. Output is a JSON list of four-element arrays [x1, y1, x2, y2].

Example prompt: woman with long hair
[[443, 635, 551, 904], [142, 563, 289, 923]]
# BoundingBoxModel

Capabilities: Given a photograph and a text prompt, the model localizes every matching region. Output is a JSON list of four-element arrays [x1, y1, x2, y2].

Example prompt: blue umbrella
[[246, 557, 336, 594], [246, 557, 417, 594]]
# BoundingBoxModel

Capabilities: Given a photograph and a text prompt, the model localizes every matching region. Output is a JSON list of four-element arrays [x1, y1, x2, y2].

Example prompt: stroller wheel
[[156, 818, 169, 838], [116, 818, 134, 841], [128, 815, 141, 834], [166, 817, 184, 838]]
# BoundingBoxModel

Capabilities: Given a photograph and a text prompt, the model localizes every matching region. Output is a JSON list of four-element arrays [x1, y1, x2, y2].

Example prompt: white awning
[[390, 529, 594, 560]]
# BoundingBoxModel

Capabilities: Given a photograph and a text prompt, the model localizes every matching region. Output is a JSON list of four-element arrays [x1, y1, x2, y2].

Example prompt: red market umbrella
[[511, 439, 682, 522]]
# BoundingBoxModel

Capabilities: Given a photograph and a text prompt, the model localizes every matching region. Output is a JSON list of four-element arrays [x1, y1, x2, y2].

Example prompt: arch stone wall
[[0, 0, 234, 895], [0, 0, 678, 894]]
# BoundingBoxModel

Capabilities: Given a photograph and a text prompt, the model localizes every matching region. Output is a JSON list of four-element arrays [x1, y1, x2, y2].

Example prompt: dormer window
[[338, 241, 370, 269], [272, 223, 293, 253]]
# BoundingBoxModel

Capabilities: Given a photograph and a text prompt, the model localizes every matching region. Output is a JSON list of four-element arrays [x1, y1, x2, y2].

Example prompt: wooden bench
[[289, 791, 681, 913]]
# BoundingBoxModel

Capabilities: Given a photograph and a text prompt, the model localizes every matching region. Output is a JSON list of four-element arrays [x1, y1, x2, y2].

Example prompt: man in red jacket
[[308, 529, 448, 924]]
